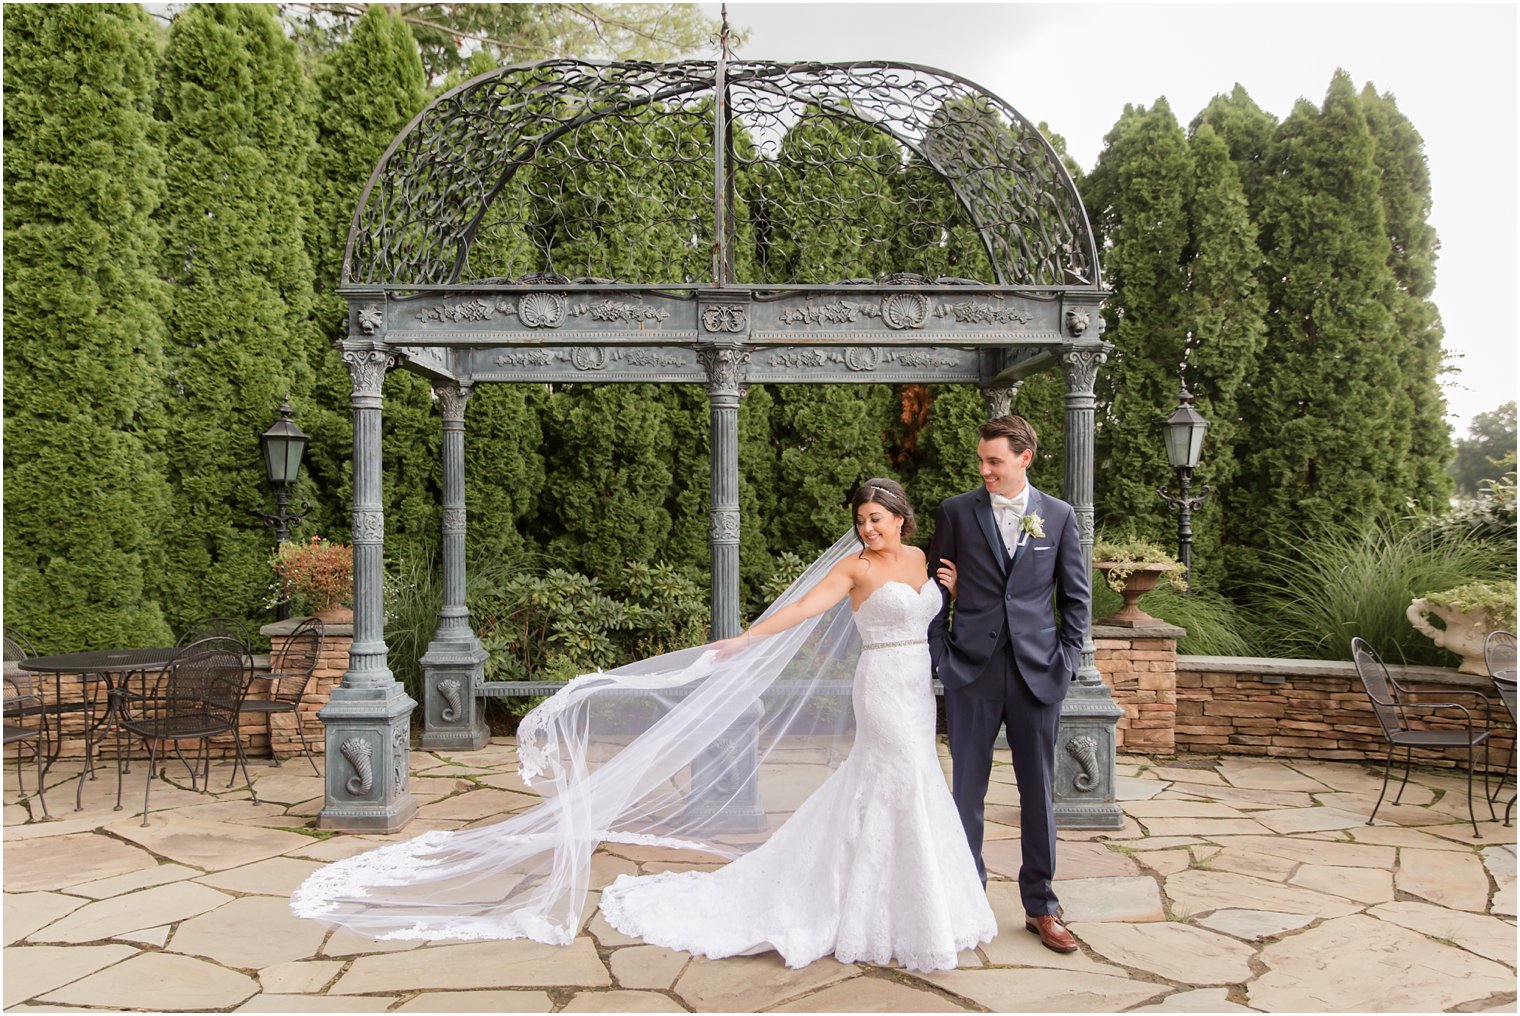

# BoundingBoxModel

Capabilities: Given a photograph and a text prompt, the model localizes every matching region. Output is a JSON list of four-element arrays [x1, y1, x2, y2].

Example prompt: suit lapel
[[1008, 486, 1043, 574], [971, 488, 1008, 577]]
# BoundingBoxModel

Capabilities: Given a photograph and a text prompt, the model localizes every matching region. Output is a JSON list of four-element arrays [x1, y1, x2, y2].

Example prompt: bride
[[292, 478, 994, 973]]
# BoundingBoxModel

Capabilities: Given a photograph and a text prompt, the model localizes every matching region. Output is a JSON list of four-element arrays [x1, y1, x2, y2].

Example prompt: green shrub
[[1245, 515, 1512, 665], [1090, 579, 1255, 657]]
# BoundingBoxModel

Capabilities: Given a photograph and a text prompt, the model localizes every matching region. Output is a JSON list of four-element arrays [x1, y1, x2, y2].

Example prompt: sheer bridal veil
[[291, 532, 872, 943]]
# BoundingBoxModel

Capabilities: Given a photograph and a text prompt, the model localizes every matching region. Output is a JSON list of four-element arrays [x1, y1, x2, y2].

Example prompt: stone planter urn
[[1407, 597, 1499, 676], [1094, 563, 1172, 628]]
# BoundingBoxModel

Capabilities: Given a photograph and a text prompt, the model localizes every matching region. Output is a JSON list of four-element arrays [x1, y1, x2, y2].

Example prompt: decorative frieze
[[412, 295, 670, 330], [494, 347, 686, 371]]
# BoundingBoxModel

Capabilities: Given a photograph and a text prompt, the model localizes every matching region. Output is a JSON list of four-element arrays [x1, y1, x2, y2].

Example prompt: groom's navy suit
[[927, 484, 1090, 917]]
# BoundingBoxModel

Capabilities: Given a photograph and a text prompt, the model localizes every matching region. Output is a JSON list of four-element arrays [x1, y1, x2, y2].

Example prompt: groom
[[927, 414, 1090, 954]]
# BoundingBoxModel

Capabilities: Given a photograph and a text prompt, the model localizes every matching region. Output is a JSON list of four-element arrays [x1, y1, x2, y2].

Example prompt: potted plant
[[1092, 535, 1186, 628], [271, 536, 355, 623], [1407, 579, 1517, 675]]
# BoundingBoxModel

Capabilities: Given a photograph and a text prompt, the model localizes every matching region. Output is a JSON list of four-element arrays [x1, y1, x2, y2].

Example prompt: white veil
[[291, 532, 873, 944]]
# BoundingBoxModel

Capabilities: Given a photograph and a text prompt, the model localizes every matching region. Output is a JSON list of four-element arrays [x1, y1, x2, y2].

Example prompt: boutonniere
[[1020, 513, 1045, 539]]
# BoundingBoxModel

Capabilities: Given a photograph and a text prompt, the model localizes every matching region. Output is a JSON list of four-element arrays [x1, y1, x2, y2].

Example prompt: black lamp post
[[1156, 386, 1212, 593], [260, 397, 310, 620]]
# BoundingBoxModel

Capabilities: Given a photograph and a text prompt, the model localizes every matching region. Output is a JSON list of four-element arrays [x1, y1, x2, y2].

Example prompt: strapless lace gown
[[599, 579, 996, 973]]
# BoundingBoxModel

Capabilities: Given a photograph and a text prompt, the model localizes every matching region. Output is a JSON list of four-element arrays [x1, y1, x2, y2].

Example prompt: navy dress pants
[[945, 646, 1062, 917]]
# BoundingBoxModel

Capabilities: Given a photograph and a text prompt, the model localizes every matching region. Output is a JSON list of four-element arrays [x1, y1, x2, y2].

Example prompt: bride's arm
[[713, 559, 858, 655]]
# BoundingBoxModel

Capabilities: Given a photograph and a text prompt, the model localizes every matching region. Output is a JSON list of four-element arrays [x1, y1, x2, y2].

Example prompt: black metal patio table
[[17, 647, 180, 810]]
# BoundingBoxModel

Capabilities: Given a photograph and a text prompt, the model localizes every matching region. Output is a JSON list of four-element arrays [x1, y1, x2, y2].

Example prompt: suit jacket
[[926, 484, 1090, 705]]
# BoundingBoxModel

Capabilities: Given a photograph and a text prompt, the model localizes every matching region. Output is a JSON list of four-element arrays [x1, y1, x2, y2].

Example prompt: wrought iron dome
[[342, 59, 1101, 290]]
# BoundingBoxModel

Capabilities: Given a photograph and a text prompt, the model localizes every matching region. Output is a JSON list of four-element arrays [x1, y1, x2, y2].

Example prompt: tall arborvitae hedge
[[1082, 99, 1196, 543], [154, 4, 320, 628], [2, 4, 175, 650], [1360, 85, 1452, 508], [1230, 72, 1410, 582], [1177, 122, 1267, 589]]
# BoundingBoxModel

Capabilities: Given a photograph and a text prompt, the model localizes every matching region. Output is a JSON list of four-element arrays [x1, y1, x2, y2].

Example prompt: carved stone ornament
[[1065, 309, 1090, 337], [352, 509, 385, 544], [881, 292, 931, 330], [983, 384, 1020, 419], [442, 507, 466, 535], [392, 724, 409, 794], [1065, 734, 1100, 792], [1078, 511, 1096, 546], [341, 736, 374, 795], [1060, 348, 1107, 396], [939, 301, 1034, 326], [438, 678, 463, 723], [843, 347, 879, 372], [343, 349, 396, 399], [570, 347, 607, 371], [518, 292, 568, 328], [709, 511, 740, 542], [432, 382, 473, 421], [698, 348, 749, 395], [701, 303, 748, 333], [568, 299, 670, 327], [357, 304, 384, 336]]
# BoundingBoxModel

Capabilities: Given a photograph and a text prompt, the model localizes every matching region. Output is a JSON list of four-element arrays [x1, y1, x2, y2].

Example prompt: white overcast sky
[[713, 2, 1518, 435]]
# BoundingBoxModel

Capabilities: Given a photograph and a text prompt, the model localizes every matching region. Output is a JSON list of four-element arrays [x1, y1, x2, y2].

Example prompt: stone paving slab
[[39, 950, 259, 1011], [1135, 816, 1275, 838], [195, 855, 325, 895], [69, 861, 200, 899], [1370, 900, 1517, 966], [1248, 913, 1514, 1012], [27, 881, 233, 944], [258, 959, 345, 994], [1130, 848, 1191, 875], [1074, 921, 1257, 985], [1250, 806, 1371, 835], [928, 966, 1167, 1012], [4, 833, 157, 892], [104, 814, 312, 870], [1396, 846, 1492, 911], [1114, 775, 1169, 800], [390, 989, 555, 1011], [609, 944, 691, 989], [116, 924, 171, 947], [559, 989, 691, 1012], [1173, 784, 1318, 810], [321, 926, 425, 957], [1204, 834, 1396, 868], [1193, 908, 1316, 941], [1327, 824, 1473, 850], [1312, 791, 1449, 825], [3, 893, 85, 946], [1206, 847, 1298, 882], [236, 994, 399, 1012], [769, 975, 973, 1011], [1053, 875, 1166, 923], [671, 953, 859, 1012], [2, 943, 137, 1008], [1214, 760, 1330, 792], [1289, 863, 1395, 904], [1131, 987, 1257, 1012], [1164, 869, 1362, 919], [978, 884, 1129, 973], [331, 939, 612, 994], [1123, 799, 1250, 819], [417, 788, 540, 821], [168, 894, 329, 968]]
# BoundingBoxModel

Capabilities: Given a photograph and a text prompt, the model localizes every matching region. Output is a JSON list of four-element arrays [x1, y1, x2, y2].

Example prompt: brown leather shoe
[[1025, 913, 1078, 953]]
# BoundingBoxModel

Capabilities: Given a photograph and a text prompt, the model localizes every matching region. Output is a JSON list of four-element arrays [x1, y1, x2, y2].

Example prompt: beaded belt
[[861, 639, 928, 651]]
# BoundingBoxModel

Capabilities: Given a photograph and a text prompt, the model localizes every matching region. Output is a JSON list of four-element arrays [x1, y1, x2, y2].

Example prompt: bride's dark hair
[[849, 478, 916, 549]]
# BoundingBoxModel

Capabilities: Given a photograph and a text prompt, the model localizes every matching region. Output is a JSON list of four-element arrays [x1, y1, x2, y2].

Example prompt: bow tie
[[990, 492, 1025, 513]]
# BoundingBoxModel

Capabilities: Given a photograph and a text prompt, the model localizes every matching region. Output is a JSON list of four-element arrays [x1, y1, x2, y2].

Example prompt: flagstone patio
[[4, 743, 1515, 1013]]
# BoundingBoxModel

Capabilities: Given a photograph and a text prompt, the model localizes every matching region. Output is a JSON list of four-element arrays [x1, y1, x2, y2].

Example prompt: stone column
[[419, 382, 490, 751], [1052, 340, 1125, 829], [316, 348, 419, 832], [698, 346, 749, 641]]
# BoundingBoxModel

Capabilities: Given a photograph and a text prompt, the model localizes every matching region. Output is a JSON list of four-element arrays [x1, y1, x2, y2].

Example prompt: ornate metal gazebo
[[319, 56, 1119, 832]]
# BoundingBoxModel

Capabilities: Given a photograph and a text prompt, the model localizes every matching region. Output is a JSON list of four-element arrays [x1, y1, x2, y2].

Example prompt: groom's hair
[[979, 415, 1038, 458]]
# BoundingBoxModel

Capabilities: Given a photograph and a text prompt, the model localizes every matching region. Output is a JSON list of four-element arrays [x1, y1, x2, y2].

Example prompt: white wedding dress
[[598, 578, 995, 973]]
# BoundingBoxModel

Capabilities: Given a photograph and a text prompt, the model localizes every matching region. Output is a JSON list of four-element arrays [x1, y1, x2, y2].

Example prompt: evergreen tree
[[1177, 122, 1267, 589], [1190, 85, 1278, 218], [1449, 402, 1517, 496], [1229, 72, 1409, 583], [154, 4, 321, 628], [1081, 99, 1195, 543], [1360, 84, 1452, 508], [2, 4, 175, 649]]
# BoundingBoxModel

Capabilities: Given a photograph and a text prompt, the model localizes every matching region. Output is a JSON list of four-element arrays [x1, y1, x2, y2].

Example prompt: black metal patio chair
[[227, 617, 324, 783], [1352, 636, 1495, 838], [4, 674, 51, 819], [112, 638, 252, 825], [1485, 630, 1516, 826]]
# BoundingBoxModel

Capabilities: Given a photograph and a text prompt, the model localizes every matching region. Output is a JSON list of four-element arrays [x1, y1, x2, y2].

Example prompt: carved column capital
[[432, 381, 474, 423], [982, 381, 1023, 420], [698, 347, 750, 398], [344, 349, 398, 405], [1058, 345, 1110, 398]]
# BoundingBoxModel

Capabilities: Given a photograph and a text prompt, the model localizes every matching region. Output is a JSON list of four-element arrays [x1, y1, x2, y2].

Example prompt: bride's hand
[[935, 558, 958, 599], [712, 632, 753, 659]]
